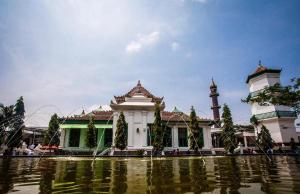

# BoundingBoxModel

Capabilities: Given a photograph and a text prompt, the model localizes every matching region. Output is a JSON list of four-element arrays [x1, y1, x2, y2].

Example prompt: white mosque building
[[58, 64, 299, 154], [59, 81, 213, 152]]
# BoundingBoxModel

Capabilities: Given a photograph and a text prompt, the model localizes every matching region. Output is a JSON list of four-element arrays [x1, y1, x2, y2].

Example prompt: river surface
[[0, 156, 300, 194]]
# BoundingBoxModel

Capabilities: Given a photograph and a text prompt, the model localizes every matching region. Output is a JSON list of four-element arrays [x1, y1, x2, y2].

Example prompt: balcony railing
[[255, 111, 296, 120], [249, 89, 265, 98]]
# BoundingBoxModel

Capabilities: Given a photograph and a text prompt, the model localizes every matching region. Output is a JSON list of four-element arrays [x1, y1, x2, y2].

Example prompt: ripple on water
[[1, 156, 300, 194]]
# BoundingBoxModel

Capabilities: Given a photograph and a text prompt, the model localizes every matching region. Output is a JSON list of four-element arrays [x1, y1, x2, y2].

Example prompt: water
[[1, 156, 300, 194]]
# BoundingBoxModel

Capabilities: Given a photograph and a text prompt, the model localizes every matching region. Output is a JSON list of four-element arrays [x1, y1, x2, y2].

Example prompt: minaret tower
[[246, 61, 297, 144], [210, 78, 221, 123]]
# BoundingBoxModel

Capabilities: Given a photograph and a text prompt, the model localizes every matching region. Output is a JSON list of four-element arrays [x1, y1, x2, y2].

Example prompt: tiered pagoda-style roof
[[161, 107, 211, 123], [113, 80, 164, 104], [161, 111, 210, 122], [246, 61, 281, 83], [161, 111, 189, 122], [62, 109, 210, 123]]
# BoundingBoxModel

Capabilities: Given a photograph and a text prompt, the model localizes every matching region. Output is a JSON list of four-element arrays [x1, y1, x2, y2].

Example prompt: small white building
[[246, 63, 298, 144], [60, 81, 212, 152]]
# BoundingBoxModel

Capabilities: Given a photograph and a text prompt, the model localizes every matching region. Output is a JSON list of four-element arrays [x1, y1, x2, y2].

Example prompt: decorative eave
[[110, 101, 165, 111], [246, 62, 281, 83], [161, 111, 212, 124], [60, 110, 114, 122]]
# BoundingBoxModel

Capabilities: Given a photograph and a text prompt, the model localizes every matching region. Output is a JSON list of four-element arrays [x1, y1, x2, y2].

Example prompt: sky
[[0, 0, 300, 127]]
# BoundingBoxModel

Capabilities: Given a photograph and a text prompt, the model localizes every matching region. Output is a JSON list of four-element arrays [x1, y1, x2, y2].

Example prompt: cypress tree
[[189, 106, 203, 151], [0, 104, 4, 145], [114, 111, 127, 150], [257, 125, 273, 152], [44, 113, 60, 146], [86, 117, 97, 150], [0, 105, 14, 145], [220, 104, 236, 153], [250, 115, 259, 136], [290, 138, 297, 151], [152, 102, 164, 153], [7, 96, 25, 148]]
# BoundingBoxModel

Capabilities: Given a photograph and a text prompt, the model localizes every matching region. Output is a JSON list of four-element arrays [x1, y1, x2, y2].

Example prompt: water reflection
[[112, 160, 127, 193], [0, 156, 300, 194]]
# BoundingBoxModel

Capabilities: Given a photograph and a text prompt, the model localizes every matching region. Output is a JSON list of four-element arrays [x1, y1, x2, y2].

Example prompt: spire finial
[[137, 80, 141, 86], [258, 60, 262, 66], [210, 77, 217, 88]]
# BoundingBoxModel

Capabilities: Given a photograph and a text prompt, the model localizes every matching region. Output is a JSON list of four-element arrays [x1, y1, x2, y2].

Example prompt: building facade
[[246, 63, 298, 144], [59, 81, 212, 152]]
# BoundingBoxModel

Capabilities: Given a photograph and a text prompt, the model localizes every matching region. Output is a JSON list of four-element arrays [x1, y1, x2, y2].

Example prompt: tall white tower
[[246, 62, 298, 144]]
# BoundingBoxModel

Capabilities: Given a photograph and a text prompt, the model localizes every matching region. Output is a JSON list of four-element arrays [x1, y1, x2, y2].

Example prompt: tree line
[[0, 97, 25, 153]]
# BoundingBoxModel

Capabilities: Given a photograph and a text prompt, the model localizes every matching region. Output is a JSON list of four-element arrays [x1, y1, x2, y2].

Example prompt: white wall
[[258, 119, 283, 143], [248, 73, 280, 92], [112, 110, 213, 149], [202, 126, 212, 149], [112, 110, 155, 148], [279, 118, 298, 143], [249, 72, 292, 115], [251, 102, 276, 115]]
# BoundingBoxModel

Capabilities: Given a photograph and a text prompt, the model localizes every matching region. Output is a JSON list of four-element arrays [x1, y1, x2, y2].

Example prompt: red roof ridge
[[254, 65, 267, 74], [113, 81, 163, 104], [246, 61, 281, 83]]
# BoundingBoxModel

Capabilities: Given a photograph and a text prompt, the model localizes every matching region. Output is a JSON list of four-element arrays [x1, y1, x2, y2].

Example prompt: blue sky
[[0, 0, 299, 126]]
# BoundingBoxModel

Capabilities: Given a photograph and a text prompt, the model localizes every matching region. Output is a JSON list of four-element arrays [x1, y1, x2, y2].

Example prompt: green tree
[[86, 117, 97, 150], [189, 106, 204, 151], [0, 104, 14, 145], [7, 97, 25, 148], [220, 104, 236, 153], [250, 115, 259, 136], [290, 138, 297, 151], [257, 125, 273, 152], [0, 103, 4, 145], [44, 113, 60, 146], [243, 77, 300, 114], [152, 102, 164, 153], [114, 111, 127, 150]]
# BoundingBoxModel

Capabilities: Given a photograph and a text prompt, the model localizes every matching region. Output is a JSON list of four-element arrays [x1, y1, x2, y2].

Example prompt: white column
[[127, 112, 134, 147], [59, 128, 65, 148], [203, 127, 207, 148], [203, 127, 212, 149], [142, 111, 148, 146], [208, 128, 212, 148], [112, 112, 118, 146], [244, 135, 248, 148], [173, 125, 179, 148]]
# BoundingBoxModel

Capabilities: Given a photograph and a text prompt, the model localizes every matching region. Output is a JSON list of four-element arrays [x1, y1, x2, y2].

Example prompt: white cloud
[[171, 42, 180, 51], [126, 41, 142, 53], [185, 52, 192, 58], [126, 31, 160, 54], [0, 0, 220, 127]]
